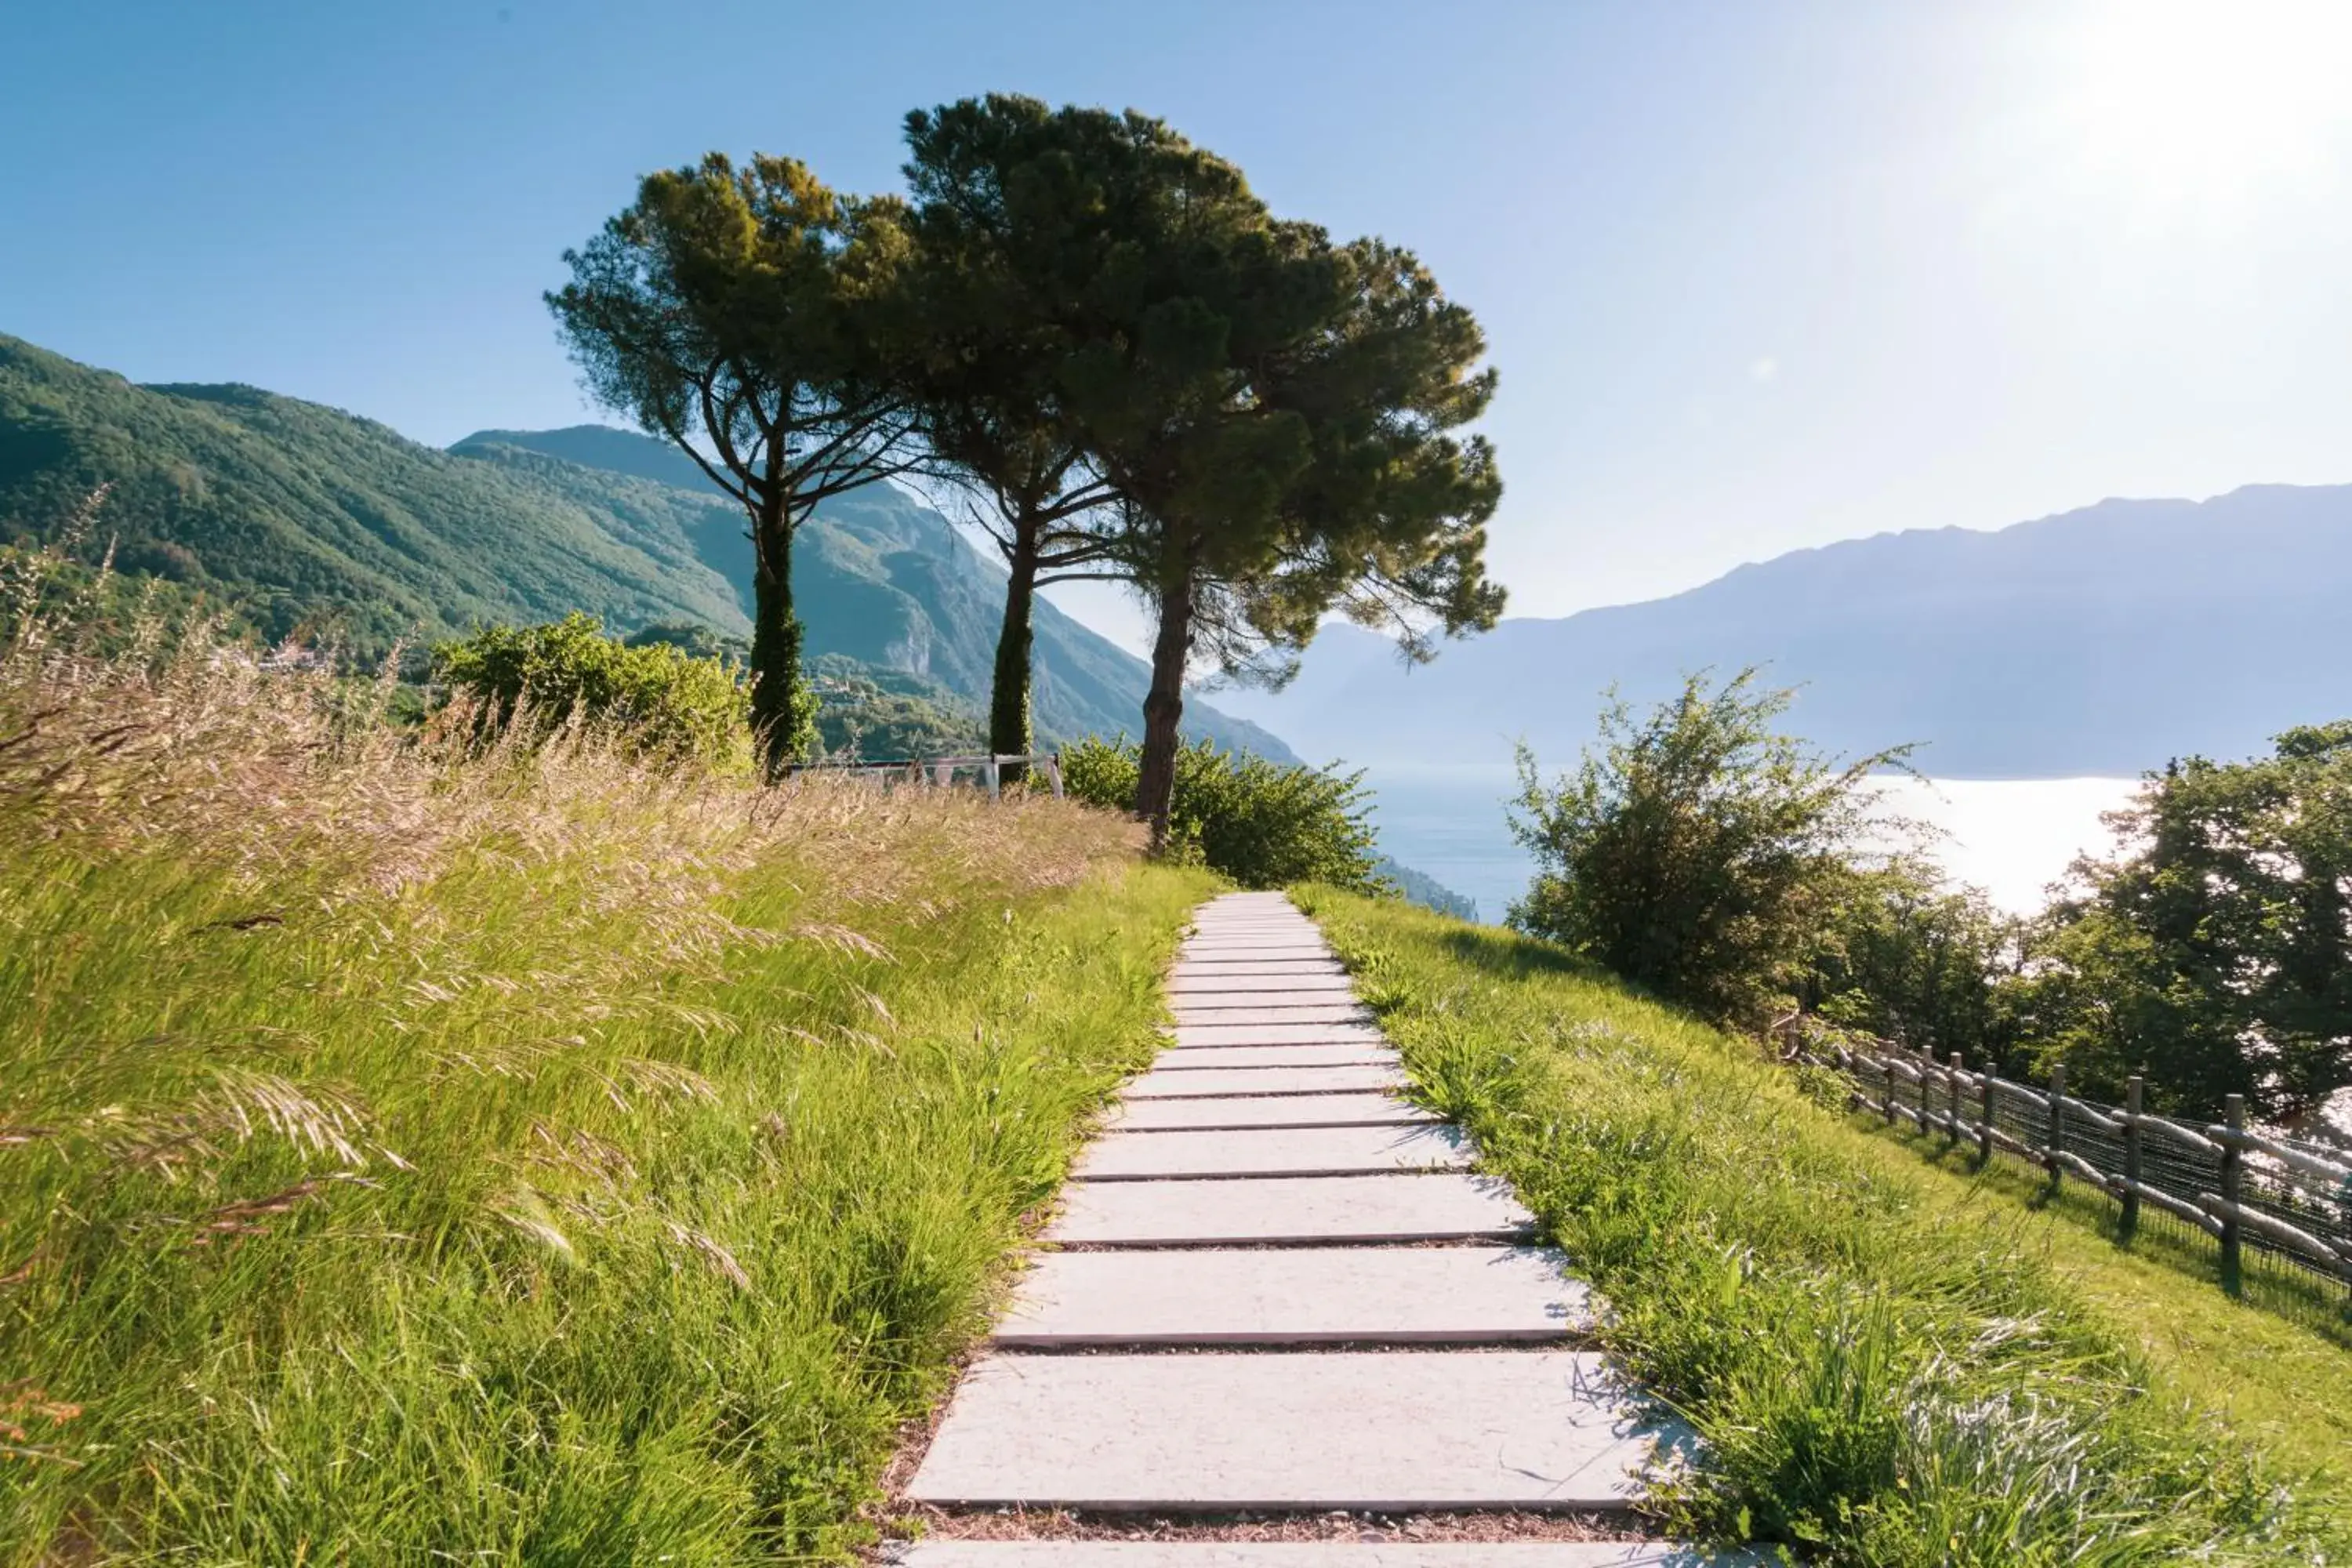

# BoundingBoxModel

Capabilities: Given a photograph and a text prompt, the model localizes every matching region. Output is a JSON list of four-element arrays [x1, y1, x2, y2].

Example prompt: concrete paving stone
[[1073, 1124, 1466, 1181], [1171, 1022, 1388, 1048], [1105, 1092, 1436, 1131], [995, 1244, 1588, 1345], [895, 1544, 1745, 1567], [1165, 974, 1358, 995], [1174, 953, 1342, 964], [1050, 1173, 1531, 1245], [1169, 1000, 1374, 1020], [1145, 1044, 1398, 1070], [1123, 1064, 1404, 1098], [1171, 964, 1347, 979], [1182, 938, 1331, 950], [1167, 1016, 1374, 1032], [906, 1351, 1661, 1510]]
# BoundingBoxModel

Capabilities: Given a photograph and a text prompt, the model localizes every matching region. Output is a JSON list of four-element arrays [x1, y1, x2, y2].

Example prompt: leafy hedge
[[1061, 736, 1385, 892], [434, 613, 749, 766]]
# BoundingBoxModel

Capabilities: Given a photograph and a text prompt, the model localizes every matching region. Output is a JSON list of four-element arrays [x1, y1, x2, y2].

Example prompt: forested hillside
[[0, 336, 1295, 757], [0, 336, 750, 645], [458, 426, 1295, 757]]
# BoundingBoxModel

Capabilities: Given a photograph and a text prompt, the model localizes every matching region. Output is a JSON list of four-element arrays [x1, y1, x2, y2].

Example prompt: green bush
[[433, 613, 750, 766], [1509, 668, 1906, 1025], [1062, 736, 1386, 892]]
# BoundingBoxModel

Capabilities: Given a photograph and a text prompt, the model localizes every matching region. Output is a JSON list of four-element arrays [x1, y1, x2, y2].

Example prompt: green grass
[[0, 626, 1216, 1561], [1297, 889, 2352, 1566]]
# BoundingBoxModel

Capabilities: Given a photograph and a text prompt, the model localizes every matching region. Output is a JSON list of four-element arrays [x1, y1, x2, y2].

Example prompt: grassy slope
[[0, 631, 1214, 1560], [1298, 890, 2350, 1566], [1878, 1125, 2352, 1475]]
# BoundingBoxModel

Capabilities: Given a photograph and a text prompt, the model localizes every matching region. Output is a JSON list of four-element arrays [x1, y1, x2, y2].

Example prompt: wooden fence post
[[2120, 1076, 2143, 1243], [1948, 1054, 1965, 1148], [984, 759, 1002, 801], [1978, 1068, 1994, 1164], [1916, 1052, 1932, 1130], [1882, 1055, 1897, 1126], [2219, 1093, 2245, 1297], [2046, 1064, 2067, 1192]]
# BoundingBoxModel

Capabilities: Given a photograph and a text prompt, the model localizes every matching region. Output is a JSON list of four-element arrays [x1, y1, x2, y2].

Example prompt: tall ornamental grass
[[0, 539, 1206, 1563]]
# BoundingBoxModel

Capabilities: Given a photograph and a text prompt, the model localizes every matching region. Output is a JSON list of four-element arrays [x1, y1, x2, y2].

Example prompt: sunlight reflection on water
[[1361, 764, 2142, 925]]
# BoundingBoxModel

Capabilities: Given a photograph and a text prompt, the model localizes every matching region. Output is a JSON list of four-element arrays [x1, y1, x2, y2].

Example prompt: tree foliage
[[1508, 669, 1911, 1025], [892, 96, 1503, 840], [1062, 736, 1386, 893], [2004, 723, 2352, 1120], [1802, 861, 2023, 1067], [896, 101, 1130, 769], [547, 154, 915, 775], [433, 613, 750, 767]]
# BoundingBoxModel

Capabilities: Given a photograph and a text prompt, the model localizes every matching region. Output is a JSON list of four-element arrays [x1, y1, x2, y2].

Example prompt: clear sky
[[7, 0, 2350, 652]]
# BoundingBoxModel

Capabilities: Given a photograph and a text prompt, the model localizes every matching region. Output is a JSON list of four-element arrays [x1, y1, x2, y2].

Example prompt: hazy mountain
[[0, 336, 1293, 758], [1214, 484, 2352, 778], [459, 426, 1298, 760]]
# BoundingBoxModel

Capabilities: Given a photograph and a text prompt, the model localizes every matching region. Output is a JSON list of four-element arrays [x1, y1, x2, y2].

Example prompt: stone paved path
[[900, 893, 1737, 1566]]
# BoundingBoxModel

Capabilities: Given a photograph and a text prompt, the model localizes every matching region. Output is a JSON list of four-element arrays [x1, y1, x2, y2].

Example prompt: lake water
[[1362, 763, 2142, 924]]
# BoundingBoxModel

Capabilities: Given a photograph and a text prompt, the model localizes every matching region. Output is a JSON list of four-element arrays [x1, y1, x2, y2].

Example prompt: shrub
[[1062, 736, 1386, 892], [433, 613, 750, 767], [1508, 668, 1908, 1024]]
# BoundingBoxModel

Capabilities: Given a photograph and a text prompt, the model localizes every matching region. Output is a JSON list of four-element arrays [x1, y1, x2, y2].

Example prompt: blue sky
[[7, 1, 2350, 652]]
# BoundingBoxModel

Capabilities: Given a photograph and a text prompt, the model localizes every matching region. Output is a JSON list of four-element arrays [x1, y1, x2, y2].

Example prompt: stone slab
[[896, 1545, 1742, 1567], [1124, 1064, 1404, 1098], [1145, 1044, 1396, 1070], [906, 1351, 1659, 1510], [1106, 1093, 1432, 1131], [1166, 975, 1357, 995], [1182, 941, 1332, 954], [1050, 1173, 1530, 1245], [1074, 1124, 1466, 1181], [995, 1244, 1588, 1345], [1171, 1022, 1388, 1048], [1170, 1002, 1374, 1022]]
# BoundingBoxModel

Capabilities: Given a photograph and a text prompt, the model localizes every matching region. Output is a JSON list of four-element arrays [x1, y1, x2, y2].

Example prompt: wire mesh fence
[[1793, 1024, 2352, 1301]]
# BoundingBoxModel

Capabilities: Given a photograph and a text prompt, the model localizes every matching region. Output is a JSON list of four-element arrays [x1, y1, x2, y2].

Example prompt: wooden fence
[[1782, 1022, 2352, 1298], [803, 751, 1064, 800]]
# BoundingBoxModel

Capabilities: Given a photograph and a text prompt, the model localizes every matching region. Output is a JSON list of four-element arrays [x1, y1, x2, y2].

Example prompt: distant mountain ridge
[[1214, 484, 2352, 777], [0, 334, 1294, 759]]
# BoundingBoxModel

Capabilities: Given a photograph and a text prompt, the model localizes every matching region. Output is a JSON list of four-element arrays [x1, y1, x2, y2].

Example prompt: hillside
[[1216, 485, 2352, 776], [458, 427, 1300, 759], [0, 336, 1295, 759], [0, 335, 750, 645]]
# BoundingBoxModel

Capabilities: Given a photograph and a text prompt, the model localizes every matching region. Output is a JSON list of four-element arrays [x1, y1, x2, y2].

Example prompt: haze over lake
[[1365, 764, 2142, 924]]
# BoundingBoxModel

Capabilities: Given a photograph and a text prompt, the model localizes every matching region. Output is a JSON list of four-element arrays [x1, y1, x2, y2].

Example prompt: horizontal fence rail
[[800, 751, 1064, 800], [1780, 1022, 2352, 1299]]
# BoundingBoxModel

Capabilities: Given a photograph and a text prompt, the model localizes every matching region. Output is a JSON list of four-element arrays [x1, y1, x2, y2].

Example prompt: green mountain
[[452, 426, 1298, 759], [0, 335, 1294, 759], [0, 335, 750, 646]]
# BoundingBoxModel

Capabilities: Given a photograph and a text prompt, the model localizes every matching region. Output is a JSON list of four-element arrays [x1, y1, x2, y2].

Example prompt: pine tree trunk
[[989, 521, 1039, 786], [747, 486, 807, 782], [1135, 565, 1196, 851]]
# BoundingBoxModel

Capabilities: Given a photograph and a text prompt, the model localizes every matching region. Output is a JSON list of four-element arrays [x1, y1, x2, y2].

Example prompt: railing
[[1779, 1020, 2352, 1298], [802, 751, 1064, 800]]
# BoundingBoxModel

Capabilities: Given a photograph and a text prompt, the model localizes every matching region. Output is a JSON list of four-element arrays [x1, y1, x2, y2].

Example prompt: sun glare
[[2060, 0, 2352, 205]]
